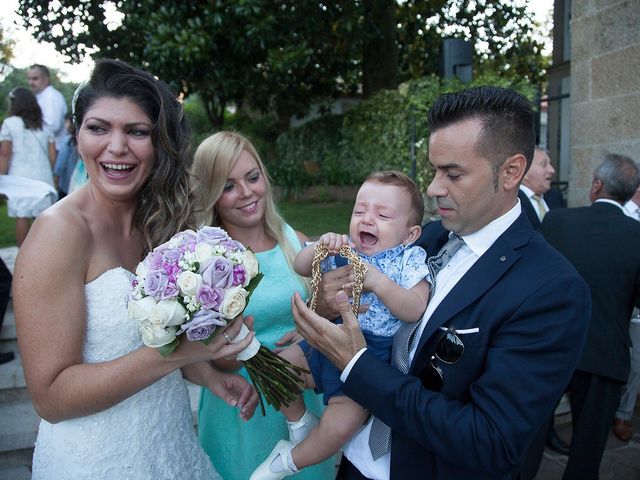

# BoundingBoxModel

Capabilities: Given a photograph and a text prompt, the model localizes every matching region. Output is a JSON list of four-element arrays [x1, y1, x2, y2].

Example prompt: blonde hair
[[191, 131, 306, 289]]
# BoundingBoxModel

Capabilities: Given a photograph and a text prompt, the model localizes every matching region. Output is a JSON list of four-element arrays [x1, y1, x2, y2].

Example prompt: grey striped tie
[[368, 234, 464, 459]]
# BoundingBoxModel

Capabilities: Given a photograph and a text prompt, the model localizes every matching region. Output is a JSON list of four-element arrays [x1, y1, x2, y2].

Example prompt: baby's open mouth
[[359, 232, 378, 246]]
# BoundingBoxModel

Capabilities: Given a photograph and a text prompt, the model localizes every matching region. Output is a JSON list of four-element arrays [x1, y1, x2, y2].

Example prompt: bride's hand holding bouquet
[[128, 226, 309, 415]]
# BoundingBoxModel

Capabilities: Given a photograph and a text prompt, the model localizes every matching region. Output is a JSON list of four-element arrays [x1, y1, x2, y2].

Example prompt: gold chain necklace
[[308, 243, 368, 315]]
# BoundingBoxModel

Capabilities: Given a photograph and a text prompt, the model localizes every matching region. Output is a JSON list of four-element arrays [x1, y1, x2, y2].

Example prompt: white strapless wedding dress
[[31, 267, 221, 480]]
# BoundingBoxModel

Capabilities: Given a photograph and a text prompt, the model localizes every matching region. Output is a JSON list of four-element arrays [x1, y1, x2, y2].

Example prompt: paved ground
[[534, 404, 640, 480]]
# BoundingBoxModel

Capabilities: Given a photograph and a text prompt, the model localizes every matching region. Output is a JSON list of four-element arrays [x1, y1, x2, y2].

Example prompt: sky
[[2, 0, 554, 84]]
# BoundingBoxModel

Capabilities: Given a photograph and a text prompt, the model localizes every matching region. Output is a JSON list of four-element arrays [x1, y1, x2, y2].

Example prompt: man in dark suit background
[[518, 147, 563, 229], [291, 86, 591, 480], [540, 154, 640, 480], [516, 147, 572, 474]]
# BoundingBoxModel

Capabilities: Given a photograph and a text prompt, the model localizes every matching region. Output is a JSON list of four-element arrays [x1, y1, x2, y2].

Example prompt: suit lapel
[[411, 214, 532, 372]]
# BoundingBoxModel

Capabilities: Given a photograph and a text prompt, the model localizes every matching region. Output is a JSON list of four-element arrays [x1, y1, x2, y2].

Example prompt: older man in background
[[540, 154, 640, 479], [518, 147, 563, 229]]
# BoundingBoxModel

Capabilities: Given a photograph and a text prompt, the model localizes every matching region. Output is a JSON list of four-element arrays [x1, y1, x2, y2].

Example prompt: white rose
[[128, 296, 157, 322], [177, 270, 203, 296], [149, 299, 187, 327], [135, 261, 149, 280], [220, 286, 248, 319], [242, 250, 259, 280], [194, 243, 215, 268], [140, 323, 178, 348]]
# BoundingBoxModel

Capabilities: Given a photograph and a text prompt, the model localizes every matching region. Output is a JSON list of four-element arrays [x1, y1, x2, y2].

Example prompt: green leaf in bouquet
[[245, 272, 264, 302], [157, 337, 180, 358]]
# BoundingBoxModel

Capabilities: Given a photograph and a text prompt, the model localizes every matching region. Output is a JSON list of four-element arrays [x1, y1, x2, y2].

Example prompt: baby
[[251, 170, 431, 480]]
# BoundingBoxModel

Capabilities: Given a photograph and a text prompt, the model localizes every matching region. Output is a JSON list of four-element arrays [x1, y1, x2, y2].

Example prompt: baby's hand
[[362, 262, 383, 293], [318, 233, 349, 254]]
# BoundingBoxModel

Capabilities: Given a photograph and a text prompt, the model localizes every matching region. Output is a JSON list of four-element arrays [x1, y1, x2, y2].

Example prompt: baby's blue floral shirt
[[321, 243, 430, 337]]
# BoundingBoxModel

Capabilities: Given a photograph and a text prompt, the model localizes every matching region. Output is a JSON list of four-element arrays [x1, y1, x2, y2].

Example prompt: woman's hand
[[208, 371, 259, 421], [172, 316, 255, 366], [273, 329, 303, 353]]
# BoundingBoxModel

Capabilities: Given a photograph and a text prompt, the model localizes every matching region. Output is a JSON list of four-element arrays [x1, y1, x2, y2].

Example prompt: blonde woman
[[191, 131, 335, 480]]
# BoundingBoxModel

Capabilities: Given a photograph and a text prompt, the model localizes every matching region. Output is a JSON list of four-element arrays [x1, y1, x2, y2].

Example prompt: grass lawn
[[0, 202, 15, 248], [278, 199, 353, 238], [0, 199, 354, 248]]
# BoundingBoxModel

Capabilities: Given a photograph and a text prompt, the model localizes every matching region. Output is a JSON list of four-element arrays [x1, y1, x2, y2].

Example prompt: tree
[[0, 26, 15, 78], [17, 0, 548, 129], [396, 0, 549, 85]]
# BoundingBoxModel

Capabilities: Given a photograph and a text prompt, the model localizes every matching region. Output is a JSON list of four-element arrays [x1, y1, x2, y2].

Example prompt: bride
[[13, 59, 258, 479]]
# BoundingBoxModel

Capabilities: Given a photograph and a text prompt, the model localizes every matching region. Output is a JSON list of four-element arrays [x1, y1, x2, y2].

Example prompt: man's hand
[[314, 266, 369, 319], [292, 290, 366, 371], [208, 372, 259, 421]]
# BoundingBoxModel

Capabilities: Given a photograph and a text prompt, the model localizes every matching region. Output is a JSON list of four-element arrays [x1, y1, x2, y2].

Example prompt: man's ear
[[590, 178, 603, 200], [403, 225, 422, 245], [502, 153, 527, 190]]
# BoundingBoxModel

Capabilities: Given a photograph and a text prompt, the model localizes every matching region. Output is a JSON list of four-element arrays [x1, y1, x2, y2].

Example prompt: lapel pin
[[499, 256, 507, 262]]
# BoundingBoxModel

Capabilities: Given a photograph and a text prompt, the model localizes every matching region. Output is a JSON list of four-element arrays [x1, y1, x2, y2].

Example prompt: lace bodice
[[32, 268, 220, 480]]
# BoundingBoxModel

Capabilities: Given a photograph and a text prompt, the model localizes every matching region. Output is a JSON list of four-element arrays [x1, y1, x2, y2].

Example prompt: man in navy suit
[[540, 154, 640, 480], [292, 86, 591, 479]]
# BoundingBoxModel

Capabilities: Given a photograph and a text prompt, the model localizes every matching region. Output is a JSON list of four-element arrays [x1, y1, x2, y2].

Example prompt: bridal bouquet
[[128, 226, 308, 414]]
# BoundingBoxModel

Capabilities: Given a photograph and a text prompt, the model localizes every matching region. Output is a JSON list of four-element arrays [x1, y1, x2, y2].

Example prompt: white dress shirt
[[339, 201, 523, 480], [36, 85, 68, 150], [623, 199, 640, 221], [519, 184, 549, 221]]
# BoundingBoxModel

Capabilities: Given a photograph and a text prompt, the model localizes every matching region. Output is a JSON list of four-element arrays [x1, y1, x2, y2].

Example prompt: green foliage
[[0, 201, 16, 247], [0, 26, 15, 77], [17, 0, 548, 132], [278, 200, 353, 238], [273, 74, 535, 193]]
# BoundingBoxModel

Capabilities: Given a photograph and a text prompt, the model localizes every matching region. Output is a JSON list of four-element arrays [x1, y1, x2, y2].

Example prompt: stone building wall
[[569, 0, 640, 205]]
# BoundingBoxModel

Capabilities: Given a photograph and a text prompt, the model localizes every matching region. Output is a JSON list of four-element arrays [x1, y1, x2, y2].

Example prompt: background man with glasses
[[292, 86, 591, 480]]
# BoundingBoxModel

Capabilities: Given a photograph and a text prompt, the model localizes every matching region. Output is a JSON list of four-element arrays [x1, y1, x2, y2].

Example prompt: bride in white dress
[[13, 59, 258, 479]]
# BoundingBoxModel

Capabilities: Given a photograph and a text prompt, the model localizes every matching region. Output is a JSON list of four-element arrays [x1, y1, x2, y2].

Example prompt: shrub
[[273, 74, 535, 195]]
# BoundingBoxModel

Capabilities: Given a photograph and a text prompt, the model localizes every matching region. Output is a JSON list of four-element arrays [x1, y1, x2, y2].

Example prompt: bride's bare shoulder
[[17, 192, 94, 272]]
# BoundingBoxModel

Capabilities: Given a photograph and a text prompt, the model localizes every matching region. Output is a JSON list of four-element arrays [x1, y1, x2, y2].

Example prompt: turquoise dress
[[198, 224, 335, 480]]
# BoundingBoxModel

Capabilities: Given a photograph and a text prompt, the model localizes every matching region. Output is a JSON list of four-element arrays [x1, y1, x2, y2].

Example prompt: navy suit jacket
[[343, 213, 591, 479], [540, 202, 640, 382]]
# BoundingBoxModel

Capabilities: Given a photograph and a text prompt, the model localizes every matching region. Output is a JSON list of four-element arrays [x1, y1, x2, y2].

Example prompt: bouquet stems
[[231, 324, 310, 416], [244, 347, 310, 416]]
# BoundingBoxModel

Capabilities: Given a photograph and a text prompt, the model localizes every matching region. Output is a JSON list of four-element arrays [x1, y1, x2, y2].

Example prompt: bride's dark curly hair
[[72, 58, 194, 254]]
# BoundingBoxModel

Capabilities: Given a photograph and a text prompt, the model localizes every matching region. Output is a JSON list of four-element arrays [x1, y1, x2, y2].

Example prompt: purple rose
[[147, 252, 164, 271], [161, 283, 179, 300], [162, 248, 181, 266], [170, 229, 197, 245], [201, 256, 235, 288], [144, 270, 169, 298], [197, 285, 223, 310], [232, 264, 246, 286], [181, 309, 226, 341], [197, 226, 229, 245]]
